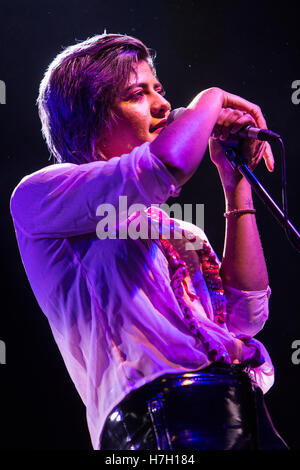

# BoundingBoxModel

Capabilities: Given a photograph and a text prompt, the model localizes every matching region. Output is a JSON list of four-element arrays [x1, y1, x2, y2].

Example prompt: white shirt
[[10, 142, 274, 449]]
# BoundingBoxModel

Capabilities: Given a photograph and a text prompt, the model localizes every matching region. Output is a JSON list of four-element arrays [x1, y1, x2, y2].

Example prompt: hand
[[209, 108, 270, 191], [219, 90, 274, 173]]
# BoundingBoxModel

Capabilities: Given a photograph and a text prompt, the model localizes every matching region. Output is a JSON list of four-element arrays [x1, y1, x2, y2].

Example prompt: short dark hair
[[37, 33, 155, 164]]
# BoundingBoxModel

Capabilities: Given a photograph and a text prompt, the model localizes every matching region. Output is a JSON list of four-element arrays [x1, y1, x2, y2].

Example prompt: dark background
[[0, 0, 299, 450]]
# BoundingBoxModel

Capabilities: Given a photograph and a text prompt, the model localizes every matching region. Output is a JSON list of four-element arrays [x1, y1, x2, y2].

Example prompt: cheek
[[119, 106, 150, 134]]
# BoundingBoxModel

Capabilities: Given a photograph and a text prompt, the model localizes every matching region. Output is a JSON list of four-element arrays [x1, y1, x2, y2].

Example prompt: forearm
[[220, 178, 269, 291], [150, 87, 224, 184]]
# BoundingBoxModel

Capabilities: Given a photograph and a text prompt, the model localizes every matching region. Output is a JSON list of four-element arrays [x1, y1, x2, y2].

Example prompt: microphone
[[167, 107, 281, 142]]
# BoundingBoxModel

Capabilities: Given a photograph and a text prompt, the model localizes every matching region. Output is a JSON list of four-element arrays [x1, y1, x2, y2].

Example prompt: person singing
[[10, 33, 288, 450]]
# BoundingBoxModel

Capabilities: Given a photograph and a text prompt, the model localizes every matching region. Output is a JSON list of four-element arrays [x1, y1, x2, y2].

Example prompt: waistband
[[154, 362, 249, 381], [125, 363, 252, 401]]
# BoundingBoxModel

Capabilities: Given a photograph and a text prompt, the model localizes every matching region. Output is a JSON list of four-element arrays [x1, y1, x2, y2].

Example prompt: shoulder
[[11, 162, 74, 192], [10, 163, 75, 218]]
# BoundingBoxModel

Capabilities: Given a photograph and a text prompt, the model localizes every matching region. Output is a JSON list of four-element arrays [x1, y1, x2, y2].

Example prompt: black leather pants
[[100, 364, 289, 450]]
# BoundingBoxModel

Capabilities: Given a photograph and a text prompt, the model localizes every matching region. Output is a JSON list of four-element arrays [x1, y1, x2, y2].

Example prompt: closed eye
[[124, 84, 166, 102], [129, 90, 145, 102], [156, 87, 166, 97]]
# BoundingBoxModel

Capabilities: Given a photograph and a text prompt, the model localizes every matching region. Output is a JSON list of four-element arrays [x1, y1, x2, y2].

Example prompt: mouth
[[149, 119, 168, 134]]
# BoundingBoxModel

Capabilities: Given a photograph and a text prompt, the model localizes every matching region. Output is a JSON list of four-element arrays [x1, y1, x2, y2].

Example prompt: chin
[[148, 133, 159, 143]]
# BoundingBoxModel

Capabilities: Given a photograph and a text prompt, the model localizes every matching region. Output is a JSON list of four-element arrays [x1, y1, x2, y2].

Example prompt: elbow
[[150, 146, 195, 186], [163, 161, 194, 187], [10, 183, 38, 238], [10, 186, 21, 228], [150, 134, 200, 186]]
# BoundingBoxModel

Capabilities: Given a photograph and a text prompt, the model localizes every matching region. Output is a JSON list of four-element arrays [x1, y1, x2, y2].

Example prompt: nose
[[151, 91, 171, 117]]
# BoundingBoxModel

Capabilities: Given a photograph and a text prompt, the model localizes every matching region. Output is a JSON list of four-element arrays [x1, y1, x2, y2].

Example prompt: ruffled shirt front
[[10, 142, 274, 450]]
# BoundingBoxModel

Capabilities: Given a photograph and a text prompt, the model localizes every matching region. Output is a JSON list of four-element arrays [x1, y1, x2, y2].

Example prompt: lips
[[150, 119, 167, 133]]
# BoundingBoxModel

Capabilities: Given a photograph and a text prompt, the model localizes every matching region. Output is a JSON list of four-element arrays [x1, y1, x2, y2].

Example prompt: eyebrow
[[123, 81, 164, 95]]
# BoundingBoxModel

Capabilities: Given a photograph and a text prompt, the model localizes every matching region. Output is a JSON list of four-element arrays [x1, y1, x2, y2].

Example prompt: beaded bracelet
[[224, 208, 256, 218]]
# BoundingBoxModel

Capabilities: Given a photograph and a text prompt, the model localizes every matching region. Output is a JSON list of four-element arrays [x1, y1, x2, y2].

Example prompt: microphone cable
[[277, 137, 300, 253]]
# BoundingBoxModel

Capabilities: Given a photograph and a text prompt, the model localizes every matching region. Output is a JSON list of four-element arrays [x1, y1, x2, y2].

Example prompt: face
[[98, 60, 171, 159]]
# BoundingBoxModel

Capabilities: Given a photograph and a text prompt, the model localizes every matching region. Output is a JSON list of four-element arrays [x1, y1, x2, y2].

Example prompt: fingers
[[222, 91, 268, 130], [212, 107, 275, 173], [247, 141, 266, 171], [228, 112, 257, 137], [228, 112, 275, 173], [247, 141, 274, 173], [212, 108, 256, 141], [264, 142, 275, 172]]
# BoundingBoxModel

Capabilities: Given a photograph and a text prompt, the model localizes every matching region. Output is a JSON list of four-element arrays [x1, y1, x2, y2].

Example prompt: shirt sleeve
[[224, 284, 271, 337], [10, 142, 181, 239]]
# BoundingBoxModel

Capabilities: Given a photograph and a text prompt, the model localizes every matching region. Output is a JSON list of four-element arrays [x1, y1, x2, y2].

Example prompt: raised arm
[[151, 88, 273, 292], [150, 87, 274, 186]]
